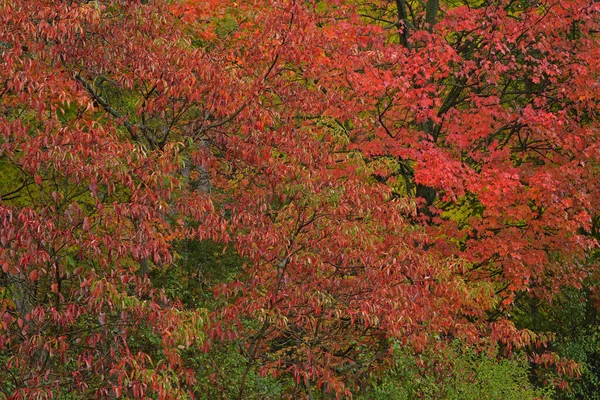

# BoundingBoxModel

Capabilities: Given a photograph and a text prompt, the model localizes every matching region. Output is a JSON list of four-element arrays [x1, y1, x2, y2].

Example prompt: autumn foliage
[[0, 0, 599, 398]]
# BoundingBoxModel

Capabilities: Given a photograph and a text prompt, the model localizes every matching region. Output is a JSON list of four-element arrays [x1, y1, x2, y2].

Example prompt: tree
[[0, 1, 222, 397], [0, 0, 598, 398]]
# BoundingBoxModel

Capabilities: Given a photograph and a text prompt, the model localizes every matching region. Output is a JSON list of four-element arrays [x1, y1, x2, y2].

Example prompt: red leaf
[[29, 269, 38, 282]]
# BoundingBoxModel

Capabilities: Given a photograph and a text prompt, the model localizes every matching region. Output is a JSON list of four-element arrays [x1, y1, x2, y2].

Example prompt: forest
[[0, 0, 599, 398]]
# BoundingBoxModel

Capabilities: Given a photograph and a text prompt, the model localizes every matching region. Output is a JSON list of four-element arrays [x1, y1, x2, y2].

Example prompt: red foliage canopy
[[0, 0, 599, 397]]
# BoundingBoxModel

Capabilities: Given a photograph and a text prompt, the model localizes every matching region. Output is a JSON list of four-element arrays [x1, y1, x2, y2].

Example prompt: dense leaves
[[0, 0, 599, 398]]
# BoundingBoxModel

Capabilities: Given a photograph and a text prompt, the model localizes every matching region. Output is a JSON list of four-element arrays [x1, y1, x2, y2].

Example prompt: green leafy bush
[[368, 342, 551, 400]]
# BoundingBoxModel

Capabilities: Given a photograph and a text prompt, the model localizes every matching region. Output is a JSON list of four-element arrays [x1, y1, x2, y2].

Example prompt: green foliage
[[150, 239, 244, 307], [558, 329, 600, 400], [368, 342, 550, 400], [182, 341, 287, 400], [514, 288, 600, 399]]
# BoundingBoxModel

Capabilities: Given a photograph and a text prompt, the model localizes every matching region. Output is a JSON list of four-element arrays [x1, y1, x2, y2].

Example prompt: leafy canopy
[[0, 0, 599, 398]]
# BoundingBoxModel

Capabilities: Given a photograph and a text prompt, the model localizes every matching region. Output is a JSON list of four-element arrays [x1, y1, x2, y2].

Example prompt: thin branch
[[74, 73, 141, 142], [192, 102, 247, 139]]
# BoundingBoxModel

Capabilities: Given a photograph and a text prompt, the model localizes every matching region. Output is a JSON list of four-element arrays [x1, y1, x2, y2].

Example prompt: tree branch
[[74, 73, 141, 142], [395, 0, 411, 49]]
